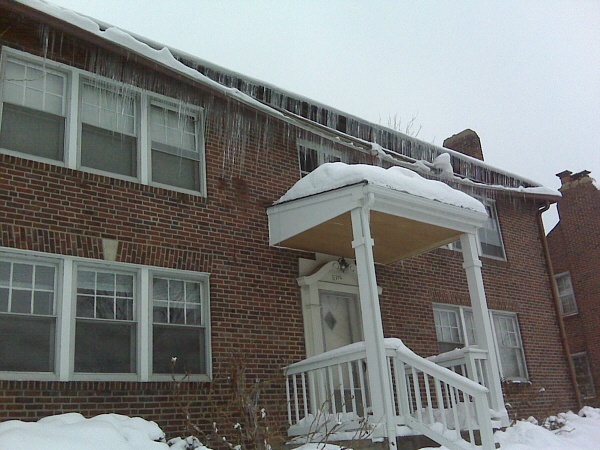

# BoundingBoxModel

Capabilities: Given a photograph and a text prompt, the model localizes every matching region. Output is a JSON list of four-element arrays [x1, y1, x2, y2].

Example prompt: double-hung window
[[152, 276, 207, 375], [0, 249, 210, 381], [0, 257, 57, 373], [572, 352, 596, 399], [150, 103, 201, 191], [80, 80, 138, 177], [0, 48, 206, 195], [433, 304, 528, 381], [449, 200, 506, 260], [298, 140, 342, 177], [0, 57, 66, 161], [75, 268, 136, 374], [555, 272, 577, 316]]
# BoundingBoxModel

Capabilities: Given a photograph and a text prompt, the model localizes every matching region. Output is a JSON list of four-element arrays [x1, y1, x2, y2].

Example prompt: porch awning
[[267, 164, 489, 264]]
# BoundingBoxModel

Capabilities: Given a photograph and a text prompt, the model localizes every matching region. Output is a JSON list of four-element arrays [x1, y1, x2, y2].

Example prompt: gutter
[[537, 202, 583, 410]]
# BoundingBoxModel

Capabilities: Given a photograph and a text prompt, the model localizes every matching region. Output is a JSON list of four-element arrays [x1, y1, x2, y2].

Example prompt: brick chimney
[[443, 129, 484, 161], [556, 170, 593, 191]]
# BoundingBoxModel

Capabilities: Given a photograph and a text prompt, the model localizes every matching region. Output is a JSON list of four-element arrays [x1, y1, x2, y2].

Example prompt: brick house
[[0, 1, 578, 448], [547, 170, 600, 407]]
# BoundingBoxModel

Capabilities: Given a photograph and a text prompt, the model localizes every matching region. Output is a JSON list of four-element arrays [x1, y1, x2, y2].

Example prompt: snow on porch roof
[[276, 163, 486, 214], [268, 163, 489, 264]]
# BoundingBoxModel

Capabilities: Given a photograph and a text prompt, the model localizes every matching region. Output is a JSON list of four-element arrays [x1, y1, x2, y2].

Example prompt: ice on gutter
[[15, 0, 287, 120], [275, 162, 488, 214], [16, 1, 559, 198]]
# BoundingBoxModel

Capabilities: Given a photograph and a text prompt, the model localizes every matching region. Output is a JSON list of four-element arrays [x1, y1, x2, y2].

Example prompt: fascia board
[[267, 184, 366, 246], [365, 184, 488, 235]]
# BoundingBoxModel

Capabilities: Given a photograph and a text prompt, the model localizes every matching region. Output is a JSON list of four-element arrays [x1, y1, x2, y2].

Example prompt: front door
[[320, 290, 363, 351], [320, 290, 364, 414]]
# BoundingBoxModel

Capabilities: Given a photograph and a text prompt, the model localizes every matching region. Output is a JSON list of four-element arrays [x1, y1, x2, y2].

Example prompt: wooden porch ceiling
[[277, 210, 462, 264], [268, 183, 488, 265]]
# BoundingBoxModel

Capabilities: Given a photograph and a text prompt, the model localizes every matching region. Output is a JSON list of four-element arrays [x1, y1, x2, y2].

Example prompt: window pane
[[81, 82, 135, 134], [96, 296, 114, 319], [3, 60, 65, 115], [0, 261, 10, 285], [12, 263, 33, 289], [0, 289, 8, 312], [11, 289, 32, 314], [0, 315, 55, 372], [0, 103, 65, 161], [153, 324, 205, 374], [77, 295, 95, 318], [80, 124, 137, 177], [35, 265, 55, 290], [33, 291, 53, 315], [154, 278, 168, 300], [75, 321, 136, 373], [151, 149, 199, 191]]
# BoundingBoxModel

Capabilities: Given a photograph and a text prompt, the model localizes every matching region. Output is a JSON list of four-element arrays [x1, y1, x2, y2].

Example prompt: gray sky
[[45, 0, 600, 230]]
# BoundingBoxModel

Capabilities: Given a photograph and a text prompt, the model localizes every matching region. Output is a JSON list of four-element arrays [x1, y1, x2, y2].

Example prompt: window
[[492, 312, 527, 380], [449, 201, 506, 259], [433, 304, 528, 381], [572, 352, 596, 399], [150, 103, 201, 191], [0, 248, 210, 381], [0, 49, 205, 195], [152, 276, 207, 374], [555, 272, 577, 316], [75, 268, 136, 374], [0, 257, 57, 372], [80, 80, 137, 177], [0, 57, 66, 161], [298, 140, 342, 177]]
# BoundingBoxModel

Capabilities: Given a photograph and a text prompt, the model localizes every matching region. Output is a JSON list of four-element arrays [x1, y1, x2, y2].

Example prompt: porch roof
[[267, 164, 489, 264]]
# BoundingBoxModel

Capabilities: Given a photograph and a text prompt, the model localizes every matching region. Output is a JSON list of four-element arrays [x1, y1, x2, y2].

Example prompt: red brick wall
[[0, 3, 578, 437], [376, 196, 577, 419], [548, 173, 600, 406]]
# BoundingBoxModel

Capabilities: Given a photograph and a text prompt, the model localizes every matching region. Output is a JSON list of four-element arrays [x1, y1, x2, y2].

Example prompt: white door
[[320, 291, 363, 351], [319, 290, 364, 414]]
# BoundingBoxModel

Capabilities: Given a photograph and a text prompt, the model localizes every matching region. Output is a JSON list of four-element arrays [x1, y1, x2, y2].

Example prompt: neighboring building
[[547, 170, 600, 406], [0, 1, 578, 448]]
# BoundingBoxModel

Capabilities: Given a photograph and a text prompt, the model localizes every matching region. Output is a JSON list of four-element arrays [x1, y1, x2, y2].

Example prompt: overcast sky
[[44, 0, 600, 230]]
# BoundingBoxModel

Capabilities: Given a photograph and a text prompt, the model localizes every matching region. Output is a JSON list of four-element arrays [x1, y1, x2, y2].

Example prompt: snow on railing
[[284, 339, 495, 450]]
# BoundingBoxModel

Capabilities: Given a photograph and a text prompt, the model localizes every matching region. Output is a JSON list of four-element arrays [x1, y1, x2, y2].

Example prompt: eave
[[267, 182, 488, 264]]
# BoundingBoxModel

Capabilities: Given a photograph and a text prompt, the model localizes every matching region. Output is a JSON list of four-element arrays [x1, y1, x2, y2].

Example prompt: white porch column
[[350, 197, 397, 449], [460, 232, 507, 423]]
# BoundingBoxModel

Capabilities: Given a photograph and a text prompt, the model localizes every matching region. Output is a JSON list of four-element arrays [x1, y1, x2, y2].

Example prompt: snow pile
[[0, 413, 168, 450], [275, 162, 487, 214], [492, 407, 600, 449]]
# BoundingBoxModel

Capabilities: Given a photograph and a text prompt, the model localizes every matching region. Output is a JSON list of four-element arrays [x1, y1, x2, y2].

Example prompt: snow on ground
[[1, 407, 600, 449]]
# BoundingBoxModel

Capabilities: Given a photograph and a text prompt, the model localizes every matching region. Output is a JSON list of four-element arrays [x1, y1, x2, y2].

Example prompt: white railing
[[285, 339, 495, 450], [428, 346, 489, 388]]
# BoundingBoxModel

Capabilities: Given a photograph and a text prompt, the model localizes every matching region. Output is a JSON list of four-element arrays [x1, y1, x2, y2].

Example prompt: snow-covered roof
[[11, 0, 560, 198], [276, 162, 487, 214]]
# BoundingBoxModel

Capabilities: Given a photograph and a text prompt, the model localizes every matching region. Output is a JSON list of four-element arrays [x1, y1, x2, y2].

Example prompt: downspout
[[537, 202, 583, 410]]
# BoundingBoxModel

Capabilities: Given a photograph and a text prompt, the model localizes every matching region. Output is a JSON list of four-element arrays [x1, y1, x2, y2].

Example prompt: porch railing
[[285, 338, 495, 450], [428, 346, 489, 387]]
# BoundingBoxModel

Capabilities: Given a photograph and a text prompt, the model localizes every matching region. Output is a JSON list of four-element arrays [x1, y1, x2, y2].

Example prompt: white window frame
[[0, 48, 206, 196], [433, 304, 528, 381], [0, 247, 211, 382], [572, 352, 596, 399], [448, 199, 506, 260], [555, 272, 578, 316], [0, 252, 62, 378], [297, 139, 343, 177], [150, 270, 210, 381]]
